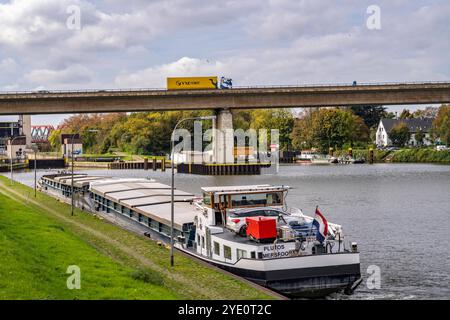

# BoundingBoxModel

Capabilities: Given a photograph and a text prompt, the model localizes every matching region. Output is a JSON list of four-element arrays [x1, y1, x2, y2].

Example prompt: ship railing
[[282, 207, 304, 216]]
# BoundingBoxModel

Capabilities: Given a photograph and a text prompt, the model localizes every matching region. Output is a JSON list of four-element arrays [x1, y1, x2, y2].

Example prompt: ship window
[[203, 193, 212, 207], [250, 251, 256, 259], [266, 192, 283, 205], [213, 241, 220, 256], [201, 236, 205, 249], [230, 192, 283, 207], [237, 249, 247, 260], [217, 194, 229, 209], [231, 193, 266, 207], [224, 245, 232, 260], [150, 219, 159, 230]]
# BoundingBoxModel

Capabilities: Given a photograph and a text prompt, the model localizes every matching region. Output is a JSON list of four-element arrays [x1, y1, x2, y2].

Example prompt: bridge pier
[[19, 115, 32, 148], [213, 108, 234, 164]]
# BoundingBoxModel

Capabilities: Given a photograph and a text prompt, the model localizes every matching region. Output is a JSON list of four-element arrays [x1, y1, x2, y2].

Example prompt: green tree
[[415, 129, 425, 147], [432, 105, 450, 146], [55, 113, 127, 153], [232, 110, 252, 131], [248, 109, 294, 151], [48, 129, 62, 152], [290, 109, 315, 150], [385, 112, 396, 119], [399, 109, 413, 119], [291, 108, 369, 153], [350, 105, 387, 128], [390, 122, 411, 147], [106, 110, 214, 155]]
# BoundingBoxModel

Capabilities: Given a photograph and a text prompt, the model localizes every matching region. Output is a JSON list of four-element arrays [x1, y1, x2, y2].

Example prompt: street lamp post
[[170, 115, 216, 267], [70, 130, 99, 217], [9, 136, 22, 186], [70, 133, 77, 216], [31, 143, 39, 198]]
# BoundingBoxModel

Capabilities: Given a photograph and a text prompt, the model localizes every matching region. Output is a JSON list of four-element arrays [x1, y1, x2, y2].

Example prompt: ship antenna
[[282, 186, 288, 212]]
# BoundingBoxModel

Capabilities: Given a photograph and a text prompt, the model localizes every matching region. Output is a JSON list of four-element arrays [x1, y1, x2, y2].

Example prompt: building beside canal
[[376, 118, 434, 147], [0, 115, 31, 157], [61, 134, 83, 158]]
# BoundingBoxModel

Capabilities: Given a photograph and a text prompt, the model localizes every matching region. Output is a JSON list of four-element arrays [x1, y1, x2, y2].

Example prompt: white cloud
[[0, 57, 18, 73], [244, 0, 350, 41], [23, 65, 93, 86], [0, 0, 448, 92], [115, 57, 227, 88]]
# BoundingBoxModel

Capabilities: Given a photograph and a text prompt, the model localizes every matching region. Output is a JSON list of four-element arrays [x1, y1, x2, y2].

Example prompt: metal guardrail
[[0, 81, 449, 95]]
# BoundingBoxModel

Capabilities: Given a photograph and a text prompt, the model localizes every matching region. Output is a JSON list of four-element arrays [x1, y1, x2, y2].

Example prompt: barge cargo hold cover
[[89, 179, 197, 233], [41, 174, 198, 234]]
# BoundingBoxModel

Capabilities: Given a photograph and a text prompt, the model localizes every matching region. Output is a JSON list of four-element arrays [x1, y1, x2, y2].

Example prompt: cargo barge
[[39, 173, 362, 298]]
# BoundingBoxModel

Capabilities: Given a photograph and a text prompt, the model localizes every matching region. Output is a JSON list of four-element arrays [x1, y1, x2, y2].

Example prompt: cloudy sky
[[0, 0, 449, 125]]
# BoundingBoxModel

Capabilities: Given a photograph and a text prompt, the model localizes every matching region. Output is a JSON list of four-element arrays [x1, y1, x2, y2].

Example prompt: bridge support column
[[19, 115, 32, 147], [213, 108, 234, 164]]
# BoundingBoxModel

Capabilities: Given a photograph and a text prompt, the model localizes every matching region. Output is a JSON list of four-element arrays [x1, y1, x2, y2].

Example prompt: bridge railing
[[0, 81, 449, 95]]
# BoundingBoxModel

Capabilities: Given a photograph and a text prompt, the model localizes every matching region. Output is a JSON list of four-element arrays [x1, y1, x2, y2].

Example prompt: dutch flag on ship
[[313, 207, 329, 243]]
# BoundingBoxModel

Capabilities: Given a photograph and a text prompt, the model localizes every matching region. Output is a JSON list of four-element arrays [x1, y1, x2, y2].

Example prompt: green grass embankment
[[333, 148, 450, 164], [0, 193, 175, 299], [391, 148, 450, 164], [0, 176, 275, 300]]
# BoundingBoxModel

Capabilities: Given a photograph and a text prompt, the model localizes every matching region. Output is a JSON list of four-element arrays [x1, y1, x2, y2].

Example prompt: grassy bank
[[0, 176, 275, 300], [391, 148, 450, 164], [333, 148, 450, 164], [0, 193, 176, 299]]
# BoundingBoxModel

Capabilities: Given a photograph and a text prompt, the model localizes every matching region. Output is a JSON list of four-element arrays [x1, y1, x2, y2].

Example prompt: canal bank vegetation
[[333, 148, 450, 164], [391, 148, 450, 164], [0, 176, 275, 300]]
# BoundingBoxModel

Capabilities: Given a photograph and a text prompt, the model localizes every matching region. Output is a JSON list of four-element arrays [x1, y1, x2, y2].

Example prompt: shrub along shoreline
[[391, 148, 450, 164], [333, 148, 450, 164]]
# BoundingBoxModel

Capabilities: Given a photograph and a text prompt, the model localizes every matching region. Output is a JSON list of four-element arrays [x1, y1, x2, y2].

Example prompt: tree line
[[48, 105, 450, 155]]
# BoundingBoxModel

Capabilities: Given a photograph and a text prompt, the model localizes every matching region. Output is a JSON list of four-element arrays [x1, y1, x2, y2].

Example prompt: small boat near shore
[[39, 173, 362, 298], [296, 150, 366, 165], [311, 155, 338, 165]]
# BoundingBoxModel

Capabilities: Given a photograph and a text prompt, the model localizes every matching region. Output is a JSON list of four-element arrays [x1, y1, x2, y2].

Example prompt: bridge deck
[[1, 82, 449, 115]]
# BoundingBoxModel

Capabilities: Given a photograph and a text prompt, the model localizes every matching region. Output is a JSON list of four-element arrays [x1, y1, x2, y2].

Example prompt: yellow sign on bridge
[[167, 77, 218, 90]]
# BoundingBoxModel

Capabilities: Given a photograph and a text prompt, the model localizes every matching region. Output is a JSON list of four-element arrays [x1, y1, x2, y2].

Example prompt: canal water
[[5, 164, 450, 300]]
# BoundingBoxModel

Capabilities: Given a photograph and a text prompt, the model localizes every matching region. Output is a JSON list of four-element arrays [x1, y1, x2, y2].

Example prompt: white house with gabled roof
[[376, 118, 434, 147]]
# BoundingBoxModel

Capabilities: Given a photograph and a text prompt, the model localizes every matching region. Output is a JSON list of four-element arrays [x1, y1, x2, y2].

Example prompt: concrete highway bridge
[[0, 82, 449, 115]]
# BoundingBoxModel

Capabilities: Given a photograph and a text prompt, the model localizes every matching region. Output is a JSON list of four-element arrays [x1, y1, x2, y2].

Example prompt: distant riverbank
[[335, 148, 450, 164], [390, 148, 450, 164]]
